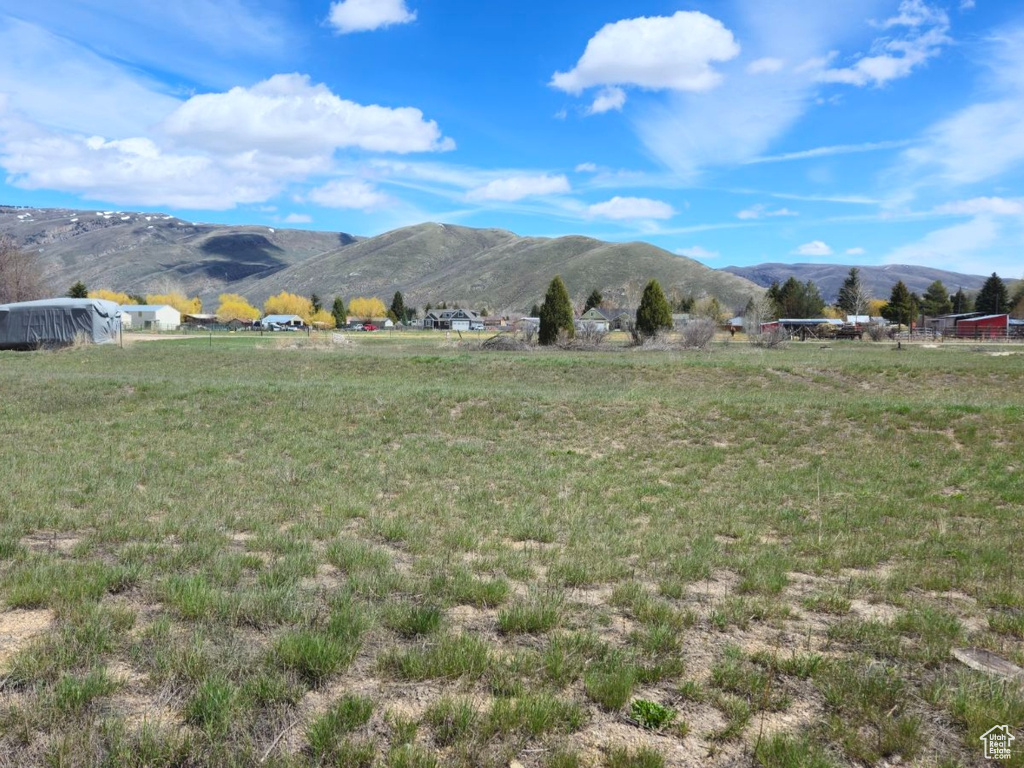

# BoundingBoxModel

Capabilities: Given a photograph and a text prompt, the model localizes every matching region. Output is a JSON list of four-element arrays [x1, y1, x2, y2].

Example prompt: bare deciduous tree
[[0, 235, 48, 304]]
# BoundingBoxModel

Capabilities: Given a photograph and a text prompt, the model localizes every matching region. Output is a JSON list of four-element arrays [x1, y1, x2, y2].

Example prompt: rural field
[[0, 333, 1022, 767]]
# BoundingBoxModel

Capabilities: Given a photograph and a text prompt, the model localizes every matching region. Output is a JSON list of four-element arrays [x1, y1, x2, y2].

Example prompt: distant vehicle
[[348, 323, 364, 331], [362, 324, 378, 332], [470, 322, 484, 331]]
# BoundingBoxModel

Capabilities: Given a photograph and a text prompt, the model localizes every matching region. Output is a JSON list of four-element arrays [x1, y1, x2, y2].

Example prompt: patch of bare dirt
[[570, 717, 729, 768], [570, 585, 615, 607], [448, 604, 498, 634], [20, 531, 82, 553], [840, 562, 895, 581], [686, 571, 739, 603], [849, 599, 899, 622], [0, 609, 54, 672]]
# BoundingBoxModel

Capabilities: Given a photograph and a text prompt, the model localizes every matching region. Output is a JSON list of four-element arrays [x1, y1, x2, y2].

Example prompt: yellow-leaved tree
[[263, 291, 314, 323], [89, 289, 132, 304], [348, 297, 387, 321], [867, 299, 887, 317], [146, 292, 202, 315], [309, 309, 337, 328], [216, 293, 261, 322]]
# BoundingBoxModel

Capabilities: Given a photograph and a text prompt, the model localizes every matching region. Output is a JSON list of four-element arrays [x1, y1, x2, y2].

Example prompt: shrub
[[749, 327, 789, 348], [680, 318, 716, 349], [865, 323, 888, 341]]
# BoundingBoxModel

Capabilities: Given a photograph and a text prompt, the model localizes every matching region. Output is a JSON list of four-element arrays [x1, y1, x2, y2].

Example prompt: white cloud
[[676, 245, 720, 259], [846, 247, 866, 255], [283, 213, 312, 224], [747, 57, 784, 74], [466, 174, 570, 202], [885, 216, 1002, 271], [0, 128, 279, 209], [0, 17, 180, 137], [904, 102, 1024, 185], [934, 197, 1024, 216], [880, 0, 947, 28], [163, 74, 453, 157], [736, 203, 798, 220], [0, 2, 291, 92], [575, 162, 598, 173], [551, 11, 739, 95], [589, 87, 626, 114], [897, 28, 1024, 187], [793, 240, 833, 256], [747, 139, 911, 164], [587, 196, 675, 220], [629, 1, 890, 178], [328, 0, 416, 34], [308, 178, 391, 210], [818, 1, 950, 87]]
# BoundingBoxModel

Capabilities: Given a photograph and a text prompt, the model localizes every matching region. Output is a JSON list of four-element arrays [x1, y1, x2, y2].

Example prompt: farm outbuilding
[[926, 312, 981, 335], [0, 298, 121, 350], [119, 304, 181, 331], [955, 314, 1009, 338]]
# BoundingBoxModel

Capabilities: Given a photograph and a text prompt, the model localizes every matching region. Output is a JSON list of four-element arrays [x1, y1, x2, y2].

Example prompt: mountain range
[[0, 206, 760, 313], [1, 205, 995, 314], [723, 262, 990, 303]]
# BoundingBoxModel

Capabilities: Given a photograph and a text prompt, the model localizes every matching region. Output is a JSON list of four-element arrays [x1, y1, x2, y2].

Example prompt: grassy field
[[0, 334, 1022, 767]]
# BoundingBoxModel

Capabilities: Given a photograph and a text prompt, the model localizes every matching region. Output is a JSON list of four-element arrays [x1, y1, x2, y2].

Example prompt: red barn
[[956, 314, 1009, 338]]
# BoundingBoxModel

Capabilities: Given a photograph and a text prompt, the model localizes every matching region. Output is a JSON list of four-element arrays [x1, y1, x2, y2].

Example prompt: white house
[[119, 304, 181, 331], [260, 314, 305, 328]]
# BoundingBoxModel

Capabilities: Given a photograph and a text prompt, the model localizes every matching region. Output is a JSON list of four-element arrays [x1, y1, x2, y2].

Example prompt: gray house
[[422, 308, 483, 331], [577, 307, 631, 331]]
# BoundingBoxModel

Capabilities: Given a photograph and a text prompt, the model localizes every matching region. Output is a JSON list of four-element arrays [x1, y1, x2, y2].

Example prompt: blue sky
[[0, 0, 1022, 277]]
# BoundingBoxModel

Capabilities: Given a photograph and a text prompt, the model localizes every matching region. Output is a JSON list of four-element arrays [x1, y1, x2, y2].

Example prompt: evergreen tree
[[67, 281, 88, 298], [530, 303, 541, 317], [836, 268, 865, 315], [331, 297, 347, 327], [767, 277, 825, 318], [975, 273, 1009, 314], [310, 293, 323, 314], [390, 291, 406, 325], [128, 294, 146, 305], [881, 281, 917, 328], [635, 279, 673, 338], [920, 280, 952, 316], [538, 276, 574, 345], [951, 287, 972, 313], [672, 294, 695, 313], [584, 289, 603, 313]]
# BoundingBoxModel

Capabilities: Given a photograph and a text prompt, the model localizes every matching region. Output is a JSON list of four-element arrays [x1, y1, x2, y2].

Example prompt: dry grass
[[1, 336, 1022, 766]]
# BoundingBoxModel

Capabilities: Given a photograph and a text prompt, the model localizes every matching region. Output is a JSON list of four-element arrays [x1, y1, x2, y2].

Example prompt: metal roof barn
[[955, 314, 1009, 338], [0, 298, 121, 350]]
